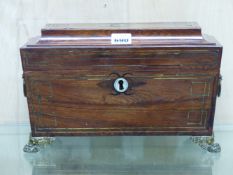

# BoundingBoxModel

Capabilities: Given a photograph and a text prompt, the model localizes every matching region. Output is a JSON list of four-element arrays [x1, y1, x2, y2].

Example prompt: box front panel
[[24, 71, 217, 136]]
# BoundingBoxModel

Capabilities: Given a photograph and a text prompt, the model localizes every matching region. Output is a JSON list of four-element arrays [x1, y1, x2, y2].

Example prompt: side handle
[[217, 75, 222, 97], [23, 76, 27, 97]]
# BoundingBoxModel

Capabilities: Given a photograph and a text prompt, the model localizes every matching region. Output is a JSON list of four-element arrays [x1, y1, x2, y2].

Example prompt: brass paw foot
[[190, 135, 221, 153], [23, 134, 55, 153]]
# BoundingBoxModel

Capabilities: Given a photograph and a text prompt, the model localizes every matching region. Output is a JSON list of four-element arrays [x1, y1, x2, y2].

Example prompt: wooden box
[[20, 22, 222, 137]]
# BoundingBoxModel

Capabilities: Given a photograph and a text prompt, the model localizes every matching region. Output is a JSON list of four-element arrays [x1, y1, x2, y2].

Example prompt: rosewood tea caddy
[[20, 22, 222, 153]]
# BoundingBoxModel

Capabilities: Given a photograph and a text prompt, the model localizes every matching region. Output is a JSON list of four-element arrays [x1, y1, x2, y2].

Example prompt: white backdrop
[[0, 0, 232, 126]]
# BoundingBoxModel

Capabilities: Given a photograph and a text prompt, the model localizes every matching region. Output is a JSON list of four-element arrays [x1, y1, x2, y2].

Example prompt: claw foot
[[23, 133, 55, 153], [190, 135, 221, 153]]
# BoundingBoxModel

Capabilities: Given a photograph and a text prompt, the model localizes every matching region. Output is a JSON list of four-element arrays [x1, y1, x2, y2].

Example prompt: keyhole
[[113, 77, 128, 93], [118, 80, 124, 90]]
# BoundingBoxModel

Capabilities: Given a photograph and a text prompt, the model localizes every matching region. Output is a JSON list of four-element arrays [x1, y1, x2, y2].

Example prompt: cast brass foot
[[190, 134, 221, 153], [23, 133, 55, 153]]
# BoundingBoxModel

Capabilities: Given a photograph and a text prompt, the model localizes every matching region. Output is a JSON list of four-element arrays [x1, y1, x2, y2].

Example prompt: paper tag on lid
[[111, 33, 132, 45]]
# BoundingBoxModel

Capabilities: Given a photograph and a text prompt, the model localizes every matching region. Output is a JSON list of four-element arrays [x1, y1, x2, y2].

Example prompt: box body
[[20, 23, 222, 137]]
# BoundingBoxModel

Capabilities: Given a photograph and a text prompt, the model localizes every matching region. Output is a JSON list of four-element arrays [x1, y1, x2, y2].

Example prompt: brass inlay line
[[27, 73, 213, 81], [189, 80, 211, 126], [190, 81, 211, 97], [36, 126, 206, 131], [186, 110, 208, 126], [30, 74, 213, 130], [75, 77, 211, 80]]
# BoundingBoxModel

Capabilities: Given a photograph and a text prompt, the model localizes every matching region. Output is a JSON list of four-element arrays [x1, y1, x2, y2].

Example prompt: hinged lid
[[26, 22, 219, 47], [42, 22, 202, 37]]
